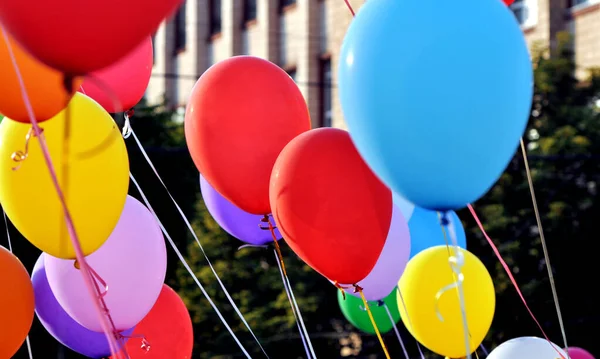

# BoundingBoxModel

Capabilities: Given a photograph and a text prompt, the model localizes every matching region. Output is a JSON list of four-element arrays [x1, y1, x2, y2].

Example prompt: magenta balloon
[[567, 347, 595, 359], [45, 195, 167, 332], [79, 37, 153, 113], [345, 204, 410, 301]]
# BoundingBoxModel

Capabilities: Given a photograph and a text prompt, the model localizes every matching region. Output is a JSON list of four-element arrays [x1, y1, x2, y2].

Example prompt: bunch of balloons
[[0, 2, 193, 355], [333, 0, 531, 356]]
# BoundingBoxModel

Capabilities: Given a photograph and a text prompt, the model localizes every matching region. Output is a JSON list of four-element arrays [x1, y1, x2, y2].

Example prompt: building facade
[[512, 0, 600, 77], [146, 0, 600, 128]]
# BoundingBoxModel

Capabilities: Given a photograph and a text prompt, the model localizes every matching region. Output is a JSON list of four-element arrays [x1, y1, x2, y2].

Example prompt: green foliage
[[459, 32, 600, 352], [14, 31, 600, 358]]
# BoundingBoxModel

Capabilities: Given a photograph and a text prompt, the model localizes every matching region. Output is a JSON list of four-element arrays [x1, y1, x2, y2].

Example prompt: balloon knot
[[333, 281, 349, 300], [140, 338, 151, 352], [352, 284, 363, 294], [377, 300, 385, 307], [125, 109, 135, 118], [258, 214, 271, 230], [439, 212, 450, 226]]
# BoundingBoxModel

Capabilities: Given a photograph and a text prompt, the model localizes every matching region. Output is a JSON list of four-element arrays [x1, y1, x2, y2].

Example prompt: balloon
[[345, 204, 410, 301], [200, 174, 282, 245], [338, 0, 533, 211], [338, 289, 400, 335], [487, 337, 567, 359], [0, 93, 129, 259], [408, 208, 466, 259], [185, 56, 311, 215], [32, 253, 133, 358], [503, 0, 515, 5], [0, 0, 181, 74], [110, 285, 193, 359], [80, 37, 153, 113], [270, 128, 392, 285], [567, 347, 595, 359], [0, 31, 82, 123], [398, 246, 495, 358], [394, 193, 415, 222], [45, 196, 167, 332], [0, 246, 34, 358]]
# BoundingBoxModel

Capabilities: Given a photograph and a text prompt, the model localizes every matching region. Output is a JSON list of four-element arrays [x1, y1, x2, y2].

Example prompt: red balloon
[[270, 128, 393, 284], [111, 284, 193, 359], [503, 0, 515, 5], [80, 37, 153, 113], [0, 0, 181, 74], [185, 56, 311, 215]]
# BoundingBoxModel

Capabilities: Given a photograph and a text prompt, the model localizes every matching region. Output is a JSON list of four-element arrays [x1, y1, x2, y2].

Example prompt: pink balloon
[[344, 204, 411, 301], [568, 347, 595, 359], [45, 196, 167, 332], [79, 37, 153, 113]]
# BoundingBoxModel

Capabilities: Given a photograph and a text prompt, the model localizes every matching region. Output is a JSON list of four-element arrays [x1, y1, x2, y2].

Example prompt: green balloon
[[338, 289, 401, 334]]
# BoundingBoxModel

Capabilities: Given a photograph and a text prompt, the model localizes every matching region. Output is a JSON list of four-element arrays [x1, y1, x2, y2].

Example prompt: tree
[[459, 32, 600, 353]]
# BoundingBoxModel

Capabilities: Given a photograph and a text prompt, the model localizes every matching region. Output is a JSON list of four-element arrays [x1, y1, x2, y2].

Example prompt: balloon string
[[273, 248, 313, 359], [10, 127, 35, 171], [129, 173, 253, 358], [519, 139, 570, 357], [396, 287, 426, 359], [356, 286, 391, 359], [467, 204, 566, 359], [261, 215, 287, 276], [2, 209, 33, 359], [0, 26, 122, 358], [437, 212, 472, 359], [123, 116, 269, 358], [382, 302, 410, 359], [25, 336, 33, 359], [264, 216, 318, 359], [238, 243, 270, 251], [344, 0, 356, 16], [3, 210, 12, 253], [479, 344, 489, 357], [83, 73, 124, 114]]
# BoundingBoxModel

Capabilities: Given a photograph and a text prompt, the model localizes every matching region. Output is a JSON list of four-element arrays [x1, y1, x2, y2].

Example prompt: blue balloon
[[338, 0, 533, 210], [408, 208, 466, 259]]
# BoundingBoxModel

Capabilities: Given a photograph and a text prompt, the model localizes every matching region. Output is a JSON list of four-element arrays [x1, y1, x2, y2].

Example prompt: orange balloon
[[0, 246, 34, 358], [0, 31, 81, 123]]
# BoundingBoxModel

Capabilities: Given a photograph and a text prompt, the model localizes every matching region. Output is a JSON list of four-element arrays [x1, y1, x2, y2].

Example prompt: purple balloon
[[45, 195, 167, 332], [32, 254, 133, 358], [200, 174, 281, 245], [345, 204, 411, 301]]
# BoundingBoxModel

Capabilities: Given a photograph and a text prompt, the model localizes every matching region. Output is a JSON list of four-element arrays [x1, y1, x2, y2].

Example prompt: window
[[174, 2, 186, 54], [241, 30, 249, 55], [510, 0, 537, 28], [287, 68, 297, 82], [319, 1, 328, 54], [570, 0, 599, 7], [320, 59, 332, 127], [151, 33, 156, 65], [243, 0, 257, 23], [279, 0, 296, 11], [209, 0, 222, 36], [279, 16, 287, 65]]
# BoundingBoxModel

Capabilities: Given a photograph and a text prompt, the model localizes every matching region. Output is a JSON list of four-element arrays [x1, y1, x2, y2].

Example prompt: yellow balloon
[[397, 245, 495, 358], [0, 93, 129, 259]]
